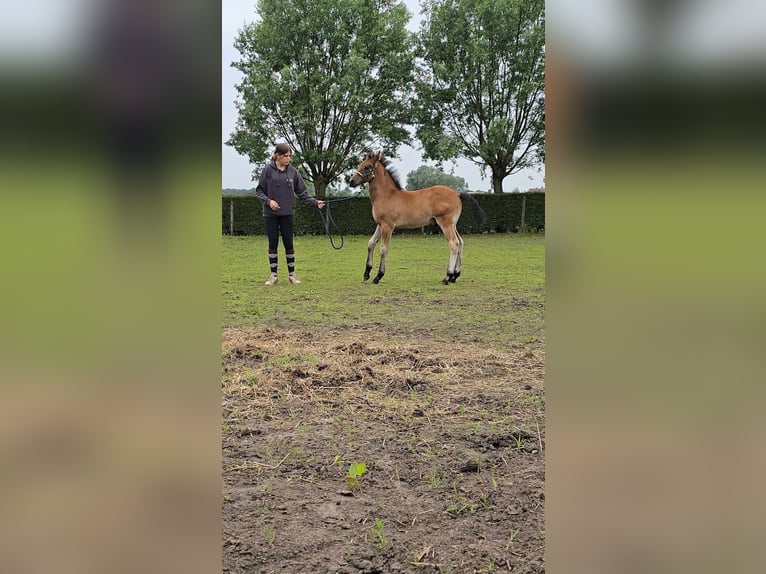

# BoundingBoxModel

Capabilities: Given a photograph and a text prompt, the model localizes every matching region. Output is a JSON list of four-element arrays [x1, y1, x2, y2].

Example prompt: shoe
[[264, 273, 278, 286], [288, 273, 301, 284]]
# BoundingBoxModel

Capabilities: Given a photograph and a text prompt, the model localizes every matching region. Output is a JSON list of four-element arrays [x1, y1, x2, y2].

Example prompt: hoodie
[[254, 160, 319, 217]]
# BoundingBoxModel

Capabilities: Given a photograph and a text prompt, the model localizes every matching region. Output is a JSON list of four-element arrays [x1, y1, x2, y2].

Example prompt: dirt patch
[[222, 327, 545, 573]]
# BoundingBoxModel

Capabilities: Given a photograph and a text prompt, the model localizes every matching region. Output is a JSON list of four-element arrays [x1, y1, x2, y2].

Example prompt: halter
[[354, 163, 377, 183]]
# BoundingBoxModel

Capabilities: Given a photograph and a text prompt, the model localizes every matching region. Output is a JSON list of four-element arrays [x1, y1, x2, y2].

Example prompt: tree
[[405, 165, 468, 192], [414, 0, 545, 193], [227, 0, 416, 198]]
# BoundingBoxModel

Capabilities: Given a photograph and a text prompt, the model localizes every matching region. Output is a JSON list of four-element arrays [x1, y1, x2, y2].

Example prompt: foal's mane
[[378, 156, 404, 191]]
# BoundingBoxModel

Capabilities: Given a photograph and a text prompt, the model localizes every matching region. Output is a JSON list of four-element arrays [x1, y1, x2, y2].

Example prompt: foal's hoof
[[442, 278, 450, 285], [372, 277, 381, 284]]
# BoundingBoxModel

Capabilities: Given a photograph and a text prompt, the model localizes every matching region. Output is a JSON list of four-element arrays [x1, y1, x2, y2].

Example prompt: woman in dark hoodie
[[254, 144, 325, 285]]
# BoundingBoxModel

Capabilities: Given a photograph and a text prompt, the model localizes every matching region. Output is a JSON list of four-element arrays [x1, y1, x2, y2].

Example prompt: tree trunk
[[492, 172, 505, 194], [314, 176, 328, 199]]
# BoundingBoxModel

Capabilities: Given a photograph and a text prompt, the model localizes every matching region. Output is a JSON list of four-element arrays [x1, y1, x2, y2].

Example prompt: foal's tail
[[459, 192, 487, 231]]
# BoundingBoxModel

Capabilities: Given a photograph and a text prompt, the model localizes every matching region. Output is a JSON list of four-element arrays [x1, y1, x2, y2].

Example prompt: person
[[254, 144, 325, 285]]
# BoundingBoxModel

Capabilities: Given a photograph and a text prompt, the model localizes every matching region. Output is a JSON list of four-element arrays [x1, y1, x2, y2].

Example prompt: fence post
[[520, 194, 527, 233], [229, 200, 234, 235]]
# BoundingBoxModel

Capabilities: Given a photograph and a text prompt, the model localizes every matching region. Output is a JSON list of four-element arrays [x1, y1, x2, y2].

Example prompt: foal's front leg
[[364, 225, 381, 281], [372, 225, 394, 284]]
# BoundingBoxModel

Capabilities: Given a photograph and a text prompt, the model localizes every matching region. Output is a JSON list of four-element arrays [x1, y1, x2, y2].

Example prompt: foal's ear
[[375, 152, 383, 162]]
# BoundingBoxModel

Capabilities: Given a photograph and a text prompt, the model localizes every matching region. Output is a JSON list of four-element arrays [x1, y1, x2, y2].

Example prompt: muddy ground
[[222, 327, 545, 573]]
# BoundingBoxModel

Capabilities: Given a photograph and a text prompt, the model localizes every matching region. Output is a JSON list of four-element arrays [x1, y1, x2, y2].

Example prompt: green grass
[[222, 233, 544, 347]]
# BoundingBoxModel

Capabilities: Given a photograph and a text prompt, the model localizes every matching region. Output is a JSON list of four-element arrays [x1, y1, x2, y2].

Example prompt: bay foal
[[348, 151, 485, 284]]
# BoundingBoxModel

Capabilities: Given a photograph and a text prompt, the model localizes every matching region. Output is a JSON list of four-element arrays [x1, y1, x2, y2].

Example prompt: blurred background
[[546, 0, 766, 573], [0, 1, 221, 572]]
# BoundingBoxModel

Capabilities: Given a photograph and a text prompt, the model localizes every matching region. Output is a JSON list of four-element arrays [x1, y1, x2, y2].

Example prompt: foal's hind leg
[[364, 225, 381, 281], [450, 230, 465, 283], [436, 219, 461, 284]]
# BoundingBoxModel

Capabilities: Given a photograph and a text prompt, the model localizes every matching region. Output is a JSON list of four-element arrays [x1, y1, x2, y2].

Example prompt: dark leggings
[[264, 215, 294, 251], [264, 215, 295, 274]]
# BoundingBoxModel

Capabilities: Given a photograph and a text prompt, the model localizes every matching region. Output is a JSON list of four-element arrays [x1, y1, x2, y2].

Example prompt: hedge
[[222, 192, 544, 236]]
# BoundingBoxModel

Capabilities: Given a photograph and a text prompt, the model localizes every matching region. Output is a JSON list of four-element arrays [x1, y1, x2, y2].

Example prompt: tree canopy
[[414, 0, 545, 193], [405, 165, 468, 192], [227, 0, 416, 198]]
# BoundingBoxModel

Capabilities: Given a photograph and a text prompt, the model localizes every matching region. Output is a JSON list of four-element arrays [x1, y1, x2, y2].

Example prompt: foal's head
[[349, 151, 382, 187]]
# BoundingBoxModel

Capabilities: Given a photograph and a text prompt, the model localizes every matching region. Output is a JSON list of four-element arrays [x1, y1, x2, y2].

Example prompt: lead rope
[[318, 196, 355, 250]]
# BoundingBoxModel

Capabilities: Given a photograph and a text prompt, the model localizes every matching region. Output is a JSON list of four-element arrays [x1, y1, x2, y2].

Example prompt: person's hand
[[317, 200, 326, 209], [269, 199, 280, 210]]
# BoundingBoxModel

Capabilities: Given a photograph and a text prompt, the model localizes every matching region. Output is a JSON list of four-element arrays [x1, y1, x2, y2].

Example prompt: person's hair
[[272, 143, 292, 160]]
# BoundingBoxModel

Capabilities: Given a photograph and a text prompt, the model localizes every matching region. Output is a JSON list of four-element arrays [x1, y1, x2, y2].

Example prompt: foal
[[349, 151, 486, 284]]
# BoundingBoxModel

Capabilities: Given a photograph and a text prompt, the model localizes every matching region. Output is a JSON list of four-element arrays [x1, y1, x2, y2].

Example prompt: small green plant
[[427, 467, 441, 488], [264, 523, 275, 545], [345, 462, 367, 490], [268, 354, 292, 367], [447, 500, 472, 517], [368, 518, 387, 548], [447, 482, 475, 517]]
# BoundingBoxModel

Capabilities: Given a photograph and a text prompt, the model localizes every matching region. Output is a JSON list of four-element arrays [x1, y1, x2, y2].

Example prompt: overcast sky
[[221, 0, 545, 192]]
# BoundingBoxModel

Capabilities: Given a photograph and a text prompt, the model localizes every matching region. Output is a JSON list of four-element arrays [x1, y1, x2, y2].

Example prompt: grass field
[[222, 233, 545, 347]]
